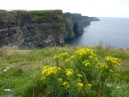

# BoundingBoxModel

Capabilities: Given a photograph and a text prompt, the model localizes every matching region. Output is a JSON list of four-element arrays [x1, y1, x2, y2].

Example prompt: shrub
[[24, 48, 129, 97]]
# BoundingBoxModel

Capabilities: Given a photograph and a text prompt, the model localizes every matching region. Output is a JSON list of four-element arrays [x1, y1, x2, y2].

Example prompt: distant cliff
[[64, 13, 90, 39], [90, 17, 100, 21], [0, 10, 95, 49]]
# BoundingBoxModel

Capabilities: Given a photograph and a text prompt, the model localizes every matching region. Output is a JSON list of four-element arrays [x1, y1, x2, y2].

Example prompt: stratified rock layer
[[0, 10, 91, 49]]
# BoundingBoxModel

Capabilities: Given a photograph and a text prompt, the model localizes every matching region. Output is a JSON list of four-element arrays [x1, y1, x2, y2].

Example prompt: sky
[[0, 0, 129, 18]]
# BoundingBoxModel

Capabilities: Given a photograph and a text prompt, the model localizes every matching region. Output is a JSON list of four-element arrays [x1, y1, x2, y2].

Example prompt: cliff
[[90, 17, 100, 21], [0, 10, 91, 49], [64, 13, 90, 39]]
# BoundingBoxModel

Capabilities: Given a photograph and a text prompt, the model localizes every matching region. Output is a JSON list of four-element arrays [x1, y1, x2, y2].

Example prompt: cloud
[[0, 0, 129, 17]]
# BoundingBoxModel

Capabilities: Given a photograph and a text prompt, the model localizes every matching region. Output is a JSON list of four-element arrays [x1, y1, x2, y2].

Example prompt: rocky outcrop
[[81, 16, 91, 25], [90, 17, 100, 21], [64, 13, 90, 39], [0, 10, 92, 49], [63, 13, 75, 39]]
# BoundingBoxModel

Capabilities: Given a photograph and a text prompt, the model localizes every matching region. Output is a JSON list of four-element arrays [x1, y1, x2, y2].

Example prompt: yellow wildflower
[[65, 69, 74, 77], [70, 55, 76, 59], [65, 55, 76, 63], [83, 60, 90, 67], [42, 66, 61, 76], [105, 56, 120, 66], [94, 57, 99, 62], [77, 82, 84, 88], [53, 52, 69, 60], [65, 58, 71, 63], [75, 48, 94, 57], [98, 62, 109, 69], [77, 74, 83, 78], [86, 84, 92, 90], [62, 81, 70, 89]]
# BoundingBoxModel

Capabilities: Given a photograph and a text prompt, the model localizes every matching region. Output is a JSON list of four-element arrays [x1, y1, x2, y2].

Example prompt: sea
[[68, 17, 129, 48]]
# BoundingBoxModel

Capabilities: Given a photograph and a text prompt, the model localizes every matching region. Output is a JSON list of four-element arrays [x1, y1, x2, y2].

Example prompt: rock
[[0, 10, 92, 49], [4, 89, 12, 92], [89, 17, 100, 21], [64, 13, 90, 39]]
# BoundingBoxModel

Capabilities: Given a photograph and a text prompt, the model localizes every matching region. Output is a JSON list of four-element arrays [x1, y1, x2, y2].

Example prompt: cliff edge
[[0, 10, 94, 49]]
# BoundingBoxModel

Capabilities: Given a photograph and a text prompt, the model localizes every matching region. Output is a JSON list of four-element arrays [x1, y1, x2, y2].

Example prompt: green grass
[[0, 46, 129, 96]]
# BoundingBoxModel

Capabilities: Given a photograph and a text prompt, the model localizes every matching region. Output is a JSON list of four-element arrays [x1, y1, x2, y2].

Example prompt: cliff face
[[0, 10, 91, 49], [90, 17, 100, 21], [64, 13, 90, 39]]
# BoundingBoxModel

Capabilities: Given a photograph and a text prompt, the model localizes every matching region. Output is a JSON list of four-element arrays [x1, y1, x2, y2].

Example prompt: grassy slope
[[0, 46, 129, 96]]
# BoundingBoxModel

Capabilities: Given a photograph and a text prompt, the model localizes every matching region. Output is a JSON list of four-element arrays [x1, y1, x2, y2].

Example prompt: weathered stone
[[0, 10, 93, 49], [90, 17, 100, 21]]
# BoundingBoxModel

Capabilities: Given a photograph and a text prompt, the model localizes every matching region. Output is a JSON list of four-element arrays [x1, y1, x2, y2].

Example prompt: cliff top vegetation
[[0, 46, 129, 96]]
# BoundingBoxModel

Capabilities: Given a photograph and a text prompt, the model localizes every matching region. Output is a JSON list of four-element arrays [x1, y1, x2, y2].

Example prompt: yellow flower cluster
[[105, 56, 120, 66], [42, 66, 61, 76], [99, 62, 109, 70], [53, 52, 69, 60], [75, 48, 94, 57], [77, 82, 84, 88], [82, 60, 90, 67], [65, 55, 76, 63], [86, 84, 92, 90], [40, 48, 122, 96], [77, 73, 83, 78], [65, 69, 74, 77], [77, 73, 83, 82], [62, 81, 70, 89], [94, 57, 99, 62]]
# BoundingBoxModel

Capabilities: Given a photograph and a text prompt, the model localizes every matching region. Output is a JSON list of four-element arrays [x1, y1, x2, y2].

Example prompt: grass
[[0, 46, 129, 96]]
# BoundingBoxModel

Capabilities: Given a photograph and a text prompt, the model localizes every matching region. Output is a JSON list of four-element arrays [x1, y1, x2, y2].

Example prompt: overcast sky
[[0, 0, 129, 18]]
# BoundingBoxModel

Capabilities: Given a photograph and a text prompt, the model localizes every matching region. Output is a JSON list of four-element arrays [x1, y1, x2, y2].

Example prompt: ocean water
[[68, 17, 129, 48]]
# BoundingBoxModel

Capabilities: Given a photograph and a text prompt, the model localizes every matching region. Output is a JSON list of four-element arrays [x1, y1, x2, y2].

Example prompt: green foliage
[[32, 14, 43, 21], [0, 10, 27, 14], [23, 47, 129, 97], [31, 10, 63, 22], [0, 10, 7, 13], [0, 47, 129, 96]]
